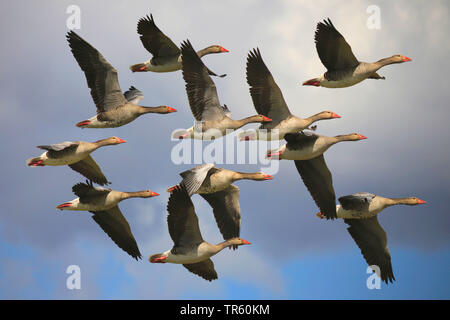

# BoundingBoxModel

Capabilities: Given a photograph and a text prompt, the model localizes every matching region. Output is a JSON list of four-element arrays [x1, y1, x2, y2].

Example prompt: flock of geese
[[27, 14, 425, 284]]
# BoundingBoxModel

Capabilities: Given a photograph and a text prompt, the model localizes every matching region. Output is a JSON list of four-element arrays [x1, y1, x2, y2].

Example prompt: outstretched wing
[[137, 14, 181, 58], [183, 259, 218, 281], [123, 86, 144, 105], [91, 206, 141, 260], [294, 155, 336, 219], [200, 185, 241, 247], [167, 184, 204, 254], [69, 155, 110, 186], [345, 216, 395, 284], [246, 48, 291, 126], [66, 31, 127, 113], [181, 40, 224, 122], [315, 18, 359, 71], [179, 163, 215, 196]]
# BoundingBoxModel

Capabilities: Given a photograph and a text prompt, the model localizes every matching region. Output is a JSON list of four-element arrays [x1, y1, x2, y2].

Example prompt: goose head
[[227, 238, 251, 247], [102, 136, 127, 145], [206, 45, 229, 53], [391, 54, 412, 63]]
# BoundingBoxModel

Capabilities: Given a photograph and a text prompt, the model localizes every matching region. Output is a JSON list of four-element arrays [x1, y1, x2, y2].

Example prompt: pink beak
[[358, 134, 367, 140], [57, 202, 72, 209], [132, 65, 147, 72], [331, 112, 341, 118], [267, 150, 282, 158], [401, 56, 412, 62], [302, 80, 320, 86], [150, 256, 167, 263], [178, 132, 189, 139], [76, 120, 91, 127]]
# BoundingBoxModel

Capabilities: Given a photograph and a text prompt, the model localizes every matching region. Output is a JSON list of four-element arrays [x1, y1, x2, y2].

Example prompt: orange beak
[[302, 80, 320, 86], [401, 56, 412, 62], [116, 138, 126, 144], [263, 174, 273, 180], [220, 47, 229, 53], [150, 191, 160, 197], [57, 202, 72, 209], [150, 255, 167, 263], [240, 239, 251, 245], [76, 120, 91, 127], [358, 134, 367, 140], [417, 198, 426, 204], [262, 116, 272, 122], [331, 112, 341, 118], [167, 107, 177, 113]]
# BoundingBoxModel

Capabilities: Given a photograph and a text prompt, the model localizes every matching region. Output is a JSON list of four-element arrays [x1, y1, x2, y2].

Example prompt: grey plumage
[[246, 48, 292, 129], [181, 40, 225, 122], [339, 192, 377, 211]]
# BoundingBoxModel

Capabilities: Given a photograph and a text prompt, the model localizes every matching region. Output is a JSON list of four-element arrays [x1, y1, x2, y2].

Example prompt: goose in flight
[[175, 40, 272, 140], [57, 181, 160, 260], [66, 31, 176, 129], [150, 184, 251, 281], [240, 48, 340, 141], [303, 18, 411, 88], [167, 164, 273, 247], [26, 136, 126, 185], [317, 192, 426, 283], [130, 14, 228, 77], [267, 132, 367, 219]]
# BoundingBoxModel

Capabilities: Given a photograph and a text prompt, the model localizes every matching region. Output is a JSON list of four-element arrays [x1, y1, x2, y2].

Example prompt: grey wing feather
[[246, 48, 291, 127], [37, 141, 78, 152], [183, 259, 218, 281], [137, 14, 181, 58], [69, 155, 110, 186], [200, 185, 241, 249], [294, 155, 336, 219], [180, 40, 225, 122], [344, 216, 395, 284], [179, 163, 215, 196], [66, 31, 128, 113], [72, 182, 111, 203], [315, 18, 359, 71], [167, 184, 204, 253], [123, 86, 144, 104], [91, 206, 142, 260], [284, 132, 320, 150], [339, 192, 376, 211]]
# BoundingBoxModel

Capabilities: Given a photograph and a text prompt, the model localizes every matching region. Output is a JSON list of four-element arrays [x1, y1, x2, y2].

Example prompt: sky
[[0, 0, 449, 299]]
